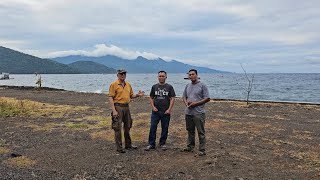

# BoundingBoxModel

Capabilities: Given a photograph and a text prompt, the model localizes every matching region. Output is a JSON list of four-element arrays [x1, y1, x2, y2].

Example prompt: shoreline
[[1, 85, 319, 105]]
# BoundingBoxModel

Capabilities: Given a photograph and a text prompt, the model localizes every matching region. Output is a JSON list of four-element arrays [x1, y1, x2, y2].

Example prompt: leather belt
[[114, 103, 129, 107]]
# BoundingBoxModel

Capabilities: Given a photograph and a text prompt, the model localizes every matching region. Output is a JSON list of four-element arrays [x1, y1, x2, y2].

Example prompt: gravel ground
[[1, 86, 320, 179]]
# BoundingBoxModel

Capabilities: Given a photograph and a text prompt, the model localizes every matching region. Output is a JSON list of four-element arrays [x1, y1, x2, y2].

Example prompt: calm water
[[1, 73, 319, 103]]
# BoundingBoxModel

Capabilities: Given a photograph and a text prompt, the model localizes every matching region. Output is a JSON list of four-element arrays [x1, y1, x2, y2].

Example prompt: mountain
[[0, 46, 79, 74], [68, 61, 116, 74], [0, 46, 117, 74], [0, 45, 228, 74], [53, 55, 228, 73]]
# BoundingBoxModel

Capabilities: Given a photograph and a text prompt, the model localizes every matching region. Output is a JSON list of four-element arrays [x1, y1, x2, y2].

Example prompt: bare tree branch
[[240, 64, 254, 105]]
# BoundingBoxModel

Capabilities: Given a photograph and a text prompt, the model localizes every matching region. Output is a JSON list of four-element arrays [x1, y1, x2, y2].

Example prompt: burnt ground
[[0, 86, 320, 179]]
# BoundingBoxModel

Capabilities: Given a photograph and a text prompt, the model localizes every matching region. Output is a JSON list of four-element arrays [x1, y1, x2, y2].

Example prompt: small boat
[[0, 73, 13, 80]]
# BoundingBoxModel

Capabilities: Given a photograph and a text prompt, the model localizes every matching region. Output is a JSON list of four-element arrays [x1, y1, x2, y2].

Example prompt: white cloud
[[45, 44, 166, 60], [0, 39, 27, 48], [1, 0, 320, 72]]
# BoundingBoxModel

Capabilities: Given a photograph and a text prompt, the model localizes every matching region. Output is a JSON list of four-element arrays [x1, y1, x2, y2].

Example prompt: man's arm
[[165, 97, 175, 114], [167, 86, 176, 112], [168, 97, 175, 111], [188, 98, 210, 108], [108, 97, 118, 117], [183, 97, 189, 107], [149, 96, 158, 111], [131, 90, 145, 98], [108, 83, 118, 117], [182, 85, 188, 107]]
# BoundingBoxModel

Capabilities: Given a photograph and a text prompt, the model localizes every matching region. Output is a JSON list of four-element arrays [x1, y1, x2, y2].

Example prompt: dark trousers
[[148, 111, 171, 147], [112, 105, 132, 150], [185, 113, 206, 151]]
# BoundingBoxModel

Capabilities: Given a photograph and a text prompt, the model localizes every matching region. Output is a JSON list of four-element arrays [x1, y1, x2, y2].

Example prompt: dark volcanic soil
[[0, 86, 320, 179]]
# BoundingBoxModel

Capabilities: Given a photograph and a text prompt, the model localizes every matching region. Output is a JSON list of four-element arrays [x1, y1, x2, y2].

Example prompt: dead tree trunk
[[240, 64, 254, 105]]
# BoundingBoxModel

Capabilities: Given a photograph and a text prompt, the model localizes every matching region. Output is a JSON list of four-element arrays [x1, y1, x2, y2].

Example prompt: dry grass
[[230, 102, 250, 108], [26, 123, 65, 132], [292, 130, 314, 140], [207, 119, 271, 136], [262, 138, 295, 146], [170, 126, 187, 139], [67, 123, 89, 129], [0, 98, 21, 117], [132, 112, 150, 120], [87, 115, 112, 128], [0, 139, 6, 146], [302, 105, 320, 112], [0, 147, 10, 154], [72, 172, 93, 180], [3, 156, 36, 168], [229, 151, 254, 161], [90, 130, 113, 141], [0, 97, 89, 118], [214, 113, 235, 119], [67, 115, 112, 131], [273, 149, 320, 171]]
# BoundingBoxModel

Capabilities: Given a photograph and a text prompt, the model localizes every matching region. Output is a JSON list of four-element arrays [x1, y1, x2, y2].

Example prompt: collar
[[117, 80, 126, 86], [191, 80, 200, 85], [158, 82, 167, 86]]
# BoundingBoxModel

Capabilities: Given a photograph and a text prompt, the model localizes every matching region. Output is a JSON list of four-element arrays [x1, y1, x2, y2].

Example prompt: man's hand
[[137, 90, 145, 97], [112, 110, 119, 117], [187, 101, 197, 108], [152, 107, 158, 112], [164, 109, 171, 114]]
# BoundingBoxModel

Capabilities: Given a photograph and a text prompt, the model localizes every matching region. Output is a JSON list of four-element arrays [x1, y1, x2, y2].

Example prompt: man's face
[[158, 72, 167, 83], [117, 72, 126, 81], [188, 71, 198, 81]]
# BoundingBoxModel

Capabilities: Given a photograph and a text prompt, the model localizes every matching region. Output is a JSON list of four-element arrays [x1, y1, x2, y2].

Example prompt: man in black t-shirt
[[145, 70, 176, 151]]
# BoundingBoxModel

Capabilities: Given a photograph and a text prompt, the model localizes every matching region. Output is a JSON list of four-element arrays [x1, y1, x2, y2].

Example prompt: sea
[[1, 73, 319, 104]]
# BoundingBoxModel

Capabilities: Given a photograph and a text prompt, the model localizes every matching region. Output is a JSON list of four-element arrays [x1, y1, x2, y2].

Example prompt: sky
[[0, 0, 319, 73]]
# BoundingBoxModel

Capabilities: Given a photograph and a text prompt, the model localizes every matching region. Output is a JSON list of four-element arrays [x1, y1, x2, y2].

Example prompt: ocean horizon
[[1, 73, 319, 104]]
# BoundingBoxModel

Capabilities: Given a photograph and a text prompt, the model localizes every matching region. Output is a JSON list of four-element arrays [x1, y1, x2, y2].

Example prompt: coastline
[[1, 85, 319, 105]]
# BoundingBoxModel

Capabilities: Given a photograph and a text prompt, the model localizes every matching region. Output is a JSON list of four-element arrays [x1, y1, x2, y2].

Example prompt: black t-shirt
[[150, 83, 176, 113]]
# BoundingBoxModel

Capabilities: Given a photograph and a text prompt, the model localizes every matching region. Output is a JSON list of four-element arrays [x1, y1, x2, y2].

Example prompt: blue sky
[[0, 0, 319, 73]]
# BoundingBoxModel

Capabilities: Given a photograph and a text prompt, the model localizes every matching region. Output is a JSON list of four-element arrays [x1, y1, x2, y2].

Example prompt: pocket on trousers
[[111, 113, 120, 130]]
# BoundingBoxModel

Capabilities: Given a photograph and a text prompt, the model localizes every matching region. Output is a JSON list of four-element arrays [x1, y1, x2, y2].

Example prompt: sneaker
[[160, 144, 167, 151], [181, 147, 194, 152], [125, 145, 138, 150], [116, 149, 126, 153], [144, 145, 155, 151], [198, 151, 206, 156]]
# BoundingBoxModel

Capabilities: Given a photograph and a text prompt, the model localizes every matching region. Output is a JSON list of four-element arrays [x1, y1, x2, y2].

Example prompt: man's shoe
[[116, 149, 126, 153], [144, 145, 155, 151], [125, 145, 138, 150], [160, 144, 167, 151], [198, 151, 206, 156], [181, 147, 193, 152]]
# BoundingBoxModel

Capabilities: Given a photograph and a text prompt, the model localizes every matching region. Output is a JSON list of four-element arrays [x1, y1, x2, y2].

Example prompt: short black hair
[[158, 70, 167, 75], [188, 69, 198, 75]]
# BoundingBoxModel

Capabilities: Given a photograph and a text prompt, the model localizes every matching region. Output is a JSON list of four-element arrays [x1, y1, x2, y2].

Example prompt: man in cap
[[108, 69, 145, 153]]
